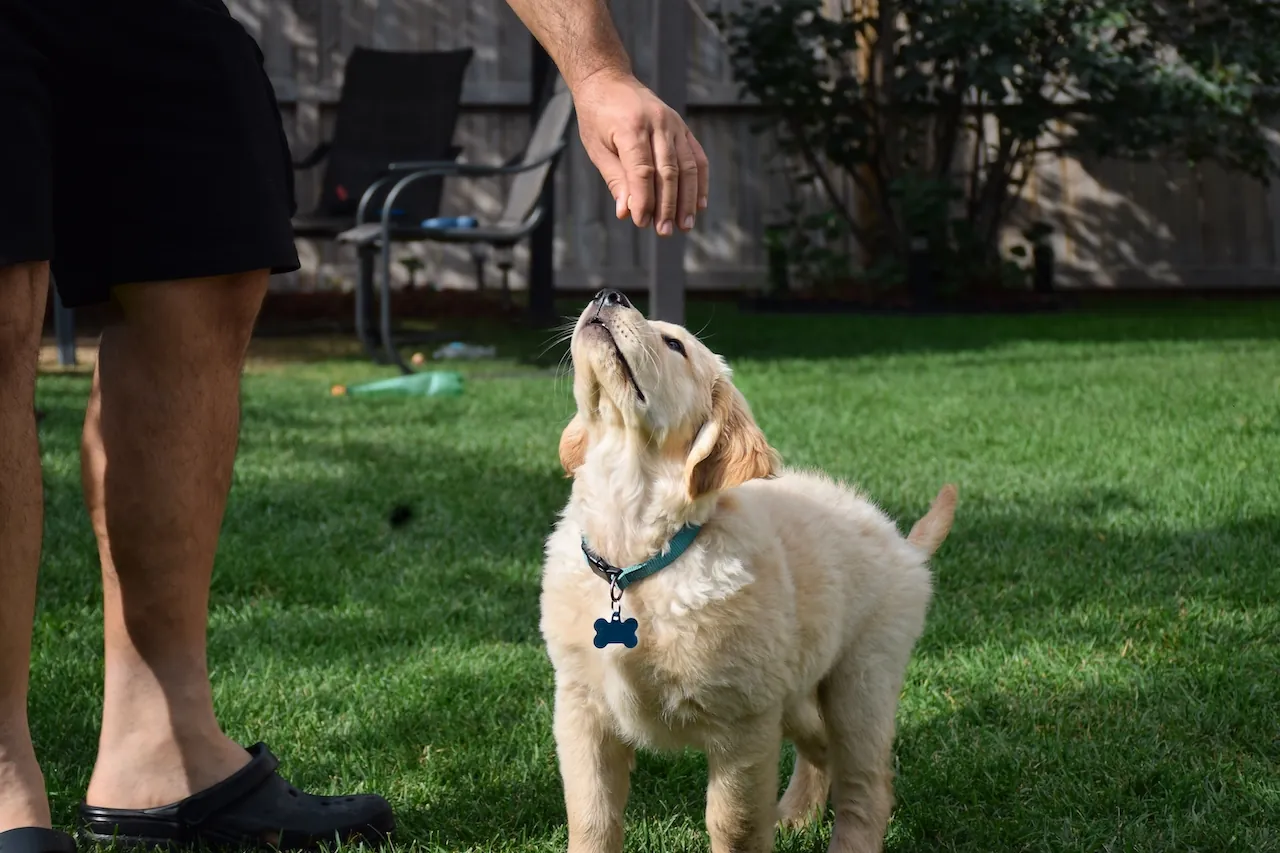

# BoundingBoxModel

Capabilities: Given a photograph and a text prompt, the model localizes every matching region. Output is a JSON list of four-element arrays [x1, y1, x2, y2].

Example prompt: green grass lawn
[[32, 300, 1280, 852]]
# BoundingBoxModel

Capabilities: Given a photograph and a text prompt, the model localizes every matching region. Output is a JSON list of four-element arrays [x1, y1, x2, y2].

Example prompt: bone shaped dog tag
[[593, 611, 639, 649]]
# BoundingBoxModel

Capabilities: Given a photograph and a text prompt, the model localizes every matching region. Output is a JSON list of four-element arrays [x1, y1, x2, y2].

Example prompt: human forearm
[[504, 0, 633, 91]]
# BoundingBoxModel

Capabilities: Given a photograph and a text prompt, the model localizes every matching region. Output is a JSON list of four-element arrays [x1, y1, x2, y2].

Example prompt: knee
[[0, 262, 49, 381]]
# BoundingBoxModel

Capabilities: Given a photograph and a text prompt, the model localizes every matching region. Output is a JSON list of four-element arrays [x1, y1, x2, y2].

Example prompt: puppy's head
[[559, 290, 779, 501]]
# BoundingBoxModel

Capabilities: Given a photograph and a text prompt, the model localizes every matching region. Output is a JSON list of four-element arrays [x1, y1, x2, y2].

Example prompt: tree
[[715, 0, 1280, 293]]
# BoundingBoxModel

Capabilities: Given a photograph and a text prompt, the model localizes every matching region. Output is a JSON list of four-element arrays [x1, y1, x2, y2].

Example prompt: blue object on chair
[[420, 216, 478, 229]]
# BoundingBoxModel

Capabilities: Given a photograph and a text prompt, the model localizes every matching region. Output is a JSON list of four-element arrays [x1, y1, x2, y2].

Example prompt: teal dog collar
[[582, 523, 703, 591]]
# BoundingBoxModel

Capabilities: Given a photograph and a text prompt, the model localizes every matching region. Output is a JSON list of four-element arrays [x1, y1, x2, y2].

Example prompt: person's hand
[[571, 70, 709, 236]]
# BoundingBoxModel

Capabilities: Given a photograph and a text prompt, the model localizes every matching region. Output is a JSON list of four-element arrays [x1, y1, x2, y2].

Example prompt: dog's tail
[[906, 484, 958, 557]]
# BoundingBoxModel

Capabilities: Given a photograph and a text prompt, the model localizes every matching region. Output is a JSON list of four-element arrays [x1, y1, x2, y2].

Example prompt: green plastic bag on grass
[[337, 371, 464, 398]]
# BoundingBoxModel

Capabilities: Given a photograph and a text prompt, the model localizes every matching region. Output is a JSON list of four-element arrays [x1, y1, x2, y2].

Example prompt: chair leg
[[499, 264, 512, 310], [52, 280, 76, 367], [496, 246, 514, 310], [470, 247, 488, 292], [355, 246, 384, 364], [378, 231, 414, 374]]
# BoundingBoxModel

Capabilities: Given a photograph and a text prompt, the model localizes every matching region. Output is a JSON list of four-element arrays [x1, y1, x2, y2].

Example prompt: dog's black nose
[[595, 289, 631, 309]]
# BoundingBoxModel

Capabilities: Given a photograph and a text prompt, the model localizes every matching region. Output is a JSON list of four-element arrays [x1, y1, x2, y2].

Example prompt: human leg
[[0, 262, 51, 835], [44, 2, 389, 846], [0, 4, 58, 836], [80, 273, 269, 810]]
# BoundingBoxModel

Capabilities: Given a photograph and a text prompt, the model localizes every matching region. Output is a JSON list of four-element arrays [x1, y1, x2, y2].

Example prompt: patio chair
[[291, 46, 473, 238], [290, 46, 473, 347], [337, 73, 576, 373]]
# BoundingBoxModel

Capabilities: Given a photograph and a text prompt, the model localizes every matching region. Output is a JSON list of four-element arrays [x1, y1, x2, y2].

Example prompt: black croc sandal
[[78, 743, 394, 850], [0, 828, 77, 853]]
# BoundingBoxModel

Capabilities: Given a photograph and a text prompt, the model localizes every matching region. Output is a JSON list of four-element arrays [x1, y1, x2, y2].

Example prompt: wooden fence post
[[647, 0, 688, 324]]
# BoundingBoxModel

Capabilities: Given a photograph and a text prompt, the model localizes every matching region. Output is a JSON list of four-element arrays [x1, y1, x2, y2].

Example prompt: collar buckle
[[582, 543, 621, 585]]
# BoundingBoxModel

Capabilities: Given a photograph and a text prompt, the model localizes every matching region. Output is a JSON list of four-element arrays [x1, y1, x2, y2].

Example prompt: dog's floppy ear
[[685, 377, 779, 499], [558, 414, 590, 477]]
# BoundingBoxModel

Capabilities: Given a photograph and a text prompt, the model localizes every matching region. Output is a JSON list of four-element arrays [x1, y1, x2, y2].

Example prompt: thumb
[[584, 139, 631, 220]]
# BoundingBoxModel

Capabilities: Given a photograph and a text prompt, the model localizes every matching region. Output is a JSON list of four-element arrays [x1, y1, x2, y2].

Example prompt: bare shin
[[0, 261, 51, 831]]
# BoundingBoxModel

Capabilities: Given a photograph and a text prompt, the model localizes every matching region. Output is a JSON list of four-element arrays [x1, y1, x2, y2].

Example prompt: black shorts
[[0, 0, 300, 308]]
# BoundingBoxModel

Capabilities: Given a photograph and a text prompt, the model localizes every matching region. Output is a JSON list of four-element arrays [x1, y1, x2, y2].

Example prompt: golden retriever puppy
[[539, 290, 956, 853]]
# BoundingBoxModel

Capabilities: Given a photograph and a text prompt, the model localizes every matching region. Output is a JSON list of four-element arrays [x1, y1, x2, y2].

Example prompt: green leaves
[[714, 0, 1280, 292]]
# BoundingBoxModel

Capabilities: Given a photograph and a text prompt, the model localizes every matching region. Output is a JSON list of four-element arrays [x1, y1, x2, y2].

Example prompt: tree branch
[[933, 77, 968, 182], [784, 117, 874, 252], [974, 128, 1018, 251], [966, 104, 987, 224]]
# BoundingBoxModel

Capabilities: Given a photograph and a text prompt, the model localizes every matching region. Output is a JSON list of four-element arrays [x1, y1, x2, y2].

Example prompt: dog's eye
[[663, 336, 687, 358]]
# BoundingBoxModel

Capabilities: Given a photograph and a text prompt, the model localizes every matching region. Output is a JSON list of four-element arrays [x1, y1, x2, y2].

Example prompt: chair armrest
[[366, 141, 568, 251], [354, 145, 466, 225], [292, 141, 332, 170], [386, 138, 566, 177], [365, 141, 567, 229]]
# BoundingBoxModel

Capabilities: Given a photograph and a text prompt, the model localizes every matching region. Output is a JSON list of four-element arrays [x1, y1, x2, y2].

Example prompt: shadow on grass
[[26, 373, 1279, 850], [329, 666, 716, 850], [503, 297, 1280, 367], [694, 304, 1280, 364], [215, 495, 1279, 850], [40, 297, 1280, 379], [32, 387, 566, 644], [332, 641, 1278, 852], [180, 474, 1280, 669], [888, 668, 1280, 852]]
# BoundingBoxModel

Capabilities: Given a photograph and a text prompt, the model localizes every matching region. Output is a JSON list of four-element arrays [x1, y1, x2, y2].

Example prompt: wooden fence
[[227, 0, 1280, 293]]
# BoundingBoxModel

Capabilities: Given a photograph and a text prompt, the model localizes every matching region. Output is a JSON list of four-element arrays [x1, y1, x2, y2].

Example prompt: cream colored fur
[[540, 296, 957, 853]]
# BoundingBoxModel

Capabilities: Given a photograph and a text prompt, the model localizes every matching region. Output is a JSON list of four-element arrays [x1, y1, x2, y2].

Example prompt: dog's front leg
[[705, 716, 783, 853], [553, 681, 634, 853]]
